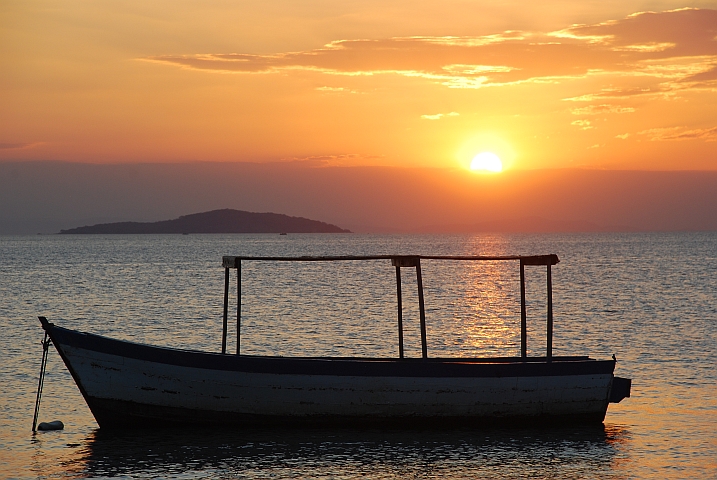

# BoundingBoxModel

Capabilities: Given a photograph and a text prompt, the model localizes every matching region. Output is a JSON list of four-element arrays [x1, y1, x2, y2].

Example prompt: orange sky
[[2, 1, 716, 171]]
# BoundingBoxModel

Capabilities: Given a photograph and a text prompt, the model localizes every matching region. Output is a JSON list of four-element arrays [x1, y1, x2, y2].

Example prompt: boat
[[38, 254, 631, 429]]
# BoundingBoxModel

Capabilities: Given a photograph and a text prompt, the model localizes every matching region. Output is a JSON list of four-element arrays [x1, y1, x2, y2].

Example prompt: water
[[1, 233, 715, 478]]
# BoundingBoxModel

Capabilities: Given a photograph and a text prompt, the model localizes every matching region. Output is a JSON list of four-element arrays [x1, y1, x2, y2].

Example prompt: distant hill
[[59, 209, 351, 234]]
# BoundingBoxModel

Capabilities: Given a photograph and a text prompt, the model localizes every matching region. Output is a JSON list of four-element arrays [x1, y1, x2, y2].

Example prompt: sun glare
[[470, 152, 503, 172]]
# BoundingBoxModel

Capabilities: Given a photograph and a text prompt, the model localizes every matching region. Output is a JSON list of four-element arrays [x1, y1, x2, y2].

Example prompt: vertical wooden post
[[236, 260, 241, 355], [546, 263, 553, 361], [520, 260, 527, 359], [416, 259, 428, 359], [395, 265, 404, 359], [222, 267, 229, 354]]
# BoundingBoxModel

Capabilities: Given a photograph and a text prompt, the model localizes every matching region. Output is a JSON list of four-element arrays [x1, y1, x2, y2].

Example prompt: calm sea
[[1, 233, 715, 479]]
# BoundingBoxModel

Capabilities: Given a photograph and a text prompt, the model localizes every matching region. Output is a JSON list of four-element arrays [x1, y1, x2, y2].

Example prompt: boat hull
[[43, 321, 617, 428]]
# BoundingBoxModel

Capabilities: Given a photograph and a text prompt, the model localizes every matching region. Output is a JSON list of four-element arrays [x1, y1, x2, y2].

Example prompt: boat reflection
[[76, 424, 630, 478]]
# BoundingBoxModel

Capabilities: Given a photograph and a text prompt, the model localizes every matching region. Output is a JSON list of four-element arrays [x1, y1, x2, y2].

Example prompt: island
[[59, 209, 351, 234]]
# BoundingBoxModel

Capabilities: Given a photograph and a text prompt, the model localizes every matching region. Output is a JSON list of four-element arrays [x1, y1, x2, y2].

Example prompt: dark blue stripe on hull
[[47, 324, 615, 378], [88, 397, 608, 429]]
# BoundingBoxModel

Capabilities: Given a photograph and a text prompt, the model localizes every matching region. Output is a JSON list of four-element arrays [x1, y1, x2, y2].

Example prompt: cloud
[[146, 8, 717, 95], [571, 120, 593, 130], [147, 37, 620, 87], [570, 104, 636, 115], [558, 8, 717, 57], [421, 112, 459, 120], [664, 127, 717, 141], [639, 126, 717, 141], [563, 84, 684, 102], [316, 86, 358, 93], [278, 153, 386, 167]]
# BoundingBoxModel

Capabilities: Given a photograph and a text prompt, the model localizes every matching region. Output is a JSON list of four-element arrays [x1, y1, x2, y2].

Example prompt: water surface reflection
[[77, 425, 630, 478]]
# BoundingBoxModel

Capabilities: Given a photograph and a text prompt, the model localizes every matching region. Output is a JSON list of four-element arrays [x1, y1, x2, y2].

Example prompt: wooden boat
[[39, 254, 631, 429]]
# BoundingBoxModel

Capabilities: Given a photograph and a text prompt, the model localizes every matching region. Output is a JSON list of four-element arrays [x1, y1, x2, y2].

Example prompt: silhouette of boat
[[39, 254, 630, 428]]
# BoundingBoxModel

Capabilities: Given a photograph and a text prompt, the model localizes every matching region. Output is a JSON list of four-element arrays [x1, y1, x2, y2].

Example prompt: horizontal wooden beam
[[223, 254, 559, 268]]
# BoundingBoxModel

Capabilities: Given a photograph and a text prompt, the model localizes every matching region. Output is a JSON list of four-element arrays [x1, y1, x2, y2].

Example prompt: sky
[[2, 1, 716, 171], [1, 2, 717, 234]]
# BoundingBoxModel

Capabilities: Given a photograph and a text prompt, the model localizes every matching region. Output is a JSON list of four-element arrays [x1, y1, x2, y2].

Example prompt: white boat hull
[[43, 319, 623, 428]]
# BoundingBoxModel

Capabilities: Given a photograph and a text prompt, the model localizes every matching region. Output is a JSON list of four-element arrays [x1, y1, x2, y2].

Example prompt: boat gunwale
[[46, 322, 595, 362], [43, 321, 615, 379]]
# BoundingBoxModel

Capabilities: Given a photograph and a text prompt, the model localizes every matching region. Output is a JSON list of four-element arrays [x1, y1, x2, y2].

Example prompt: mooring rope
[[32, 332, 51, 432]]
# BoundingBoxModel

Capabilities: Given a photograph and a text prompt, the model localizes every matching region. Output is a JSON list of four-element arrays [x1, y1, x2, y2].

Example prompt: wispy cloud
[[316, 86, 359, 94], [662, 127, 717, 141], [571, 120, 593, 130], [421, 112, 459, 120], [146, 8, 717, 96], [278, 153, 385, 167], [639, 126, 717, 141], [570, 104, 636, 115]]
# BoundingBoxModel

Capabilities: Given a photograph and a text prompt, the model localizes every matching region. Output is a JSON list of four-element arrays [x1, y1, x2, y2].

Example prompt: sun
[[470, 152, 503, 172]]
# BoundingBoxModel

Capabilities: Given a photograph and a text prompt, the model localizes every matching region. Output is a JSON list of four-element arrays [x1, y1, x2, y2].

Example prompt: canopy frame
[[221, 254, 560, 359]]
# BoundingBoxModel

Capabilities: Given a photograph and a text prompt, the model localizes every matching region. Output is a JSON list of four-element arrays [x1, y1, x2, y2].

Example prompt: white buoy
[[37, 420, 64, 431]]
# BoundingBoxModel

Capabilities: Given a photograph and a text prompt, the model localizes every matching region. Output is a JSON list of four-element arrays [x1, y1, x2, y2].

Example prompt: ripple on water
[[1, 232, 715, 479]]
